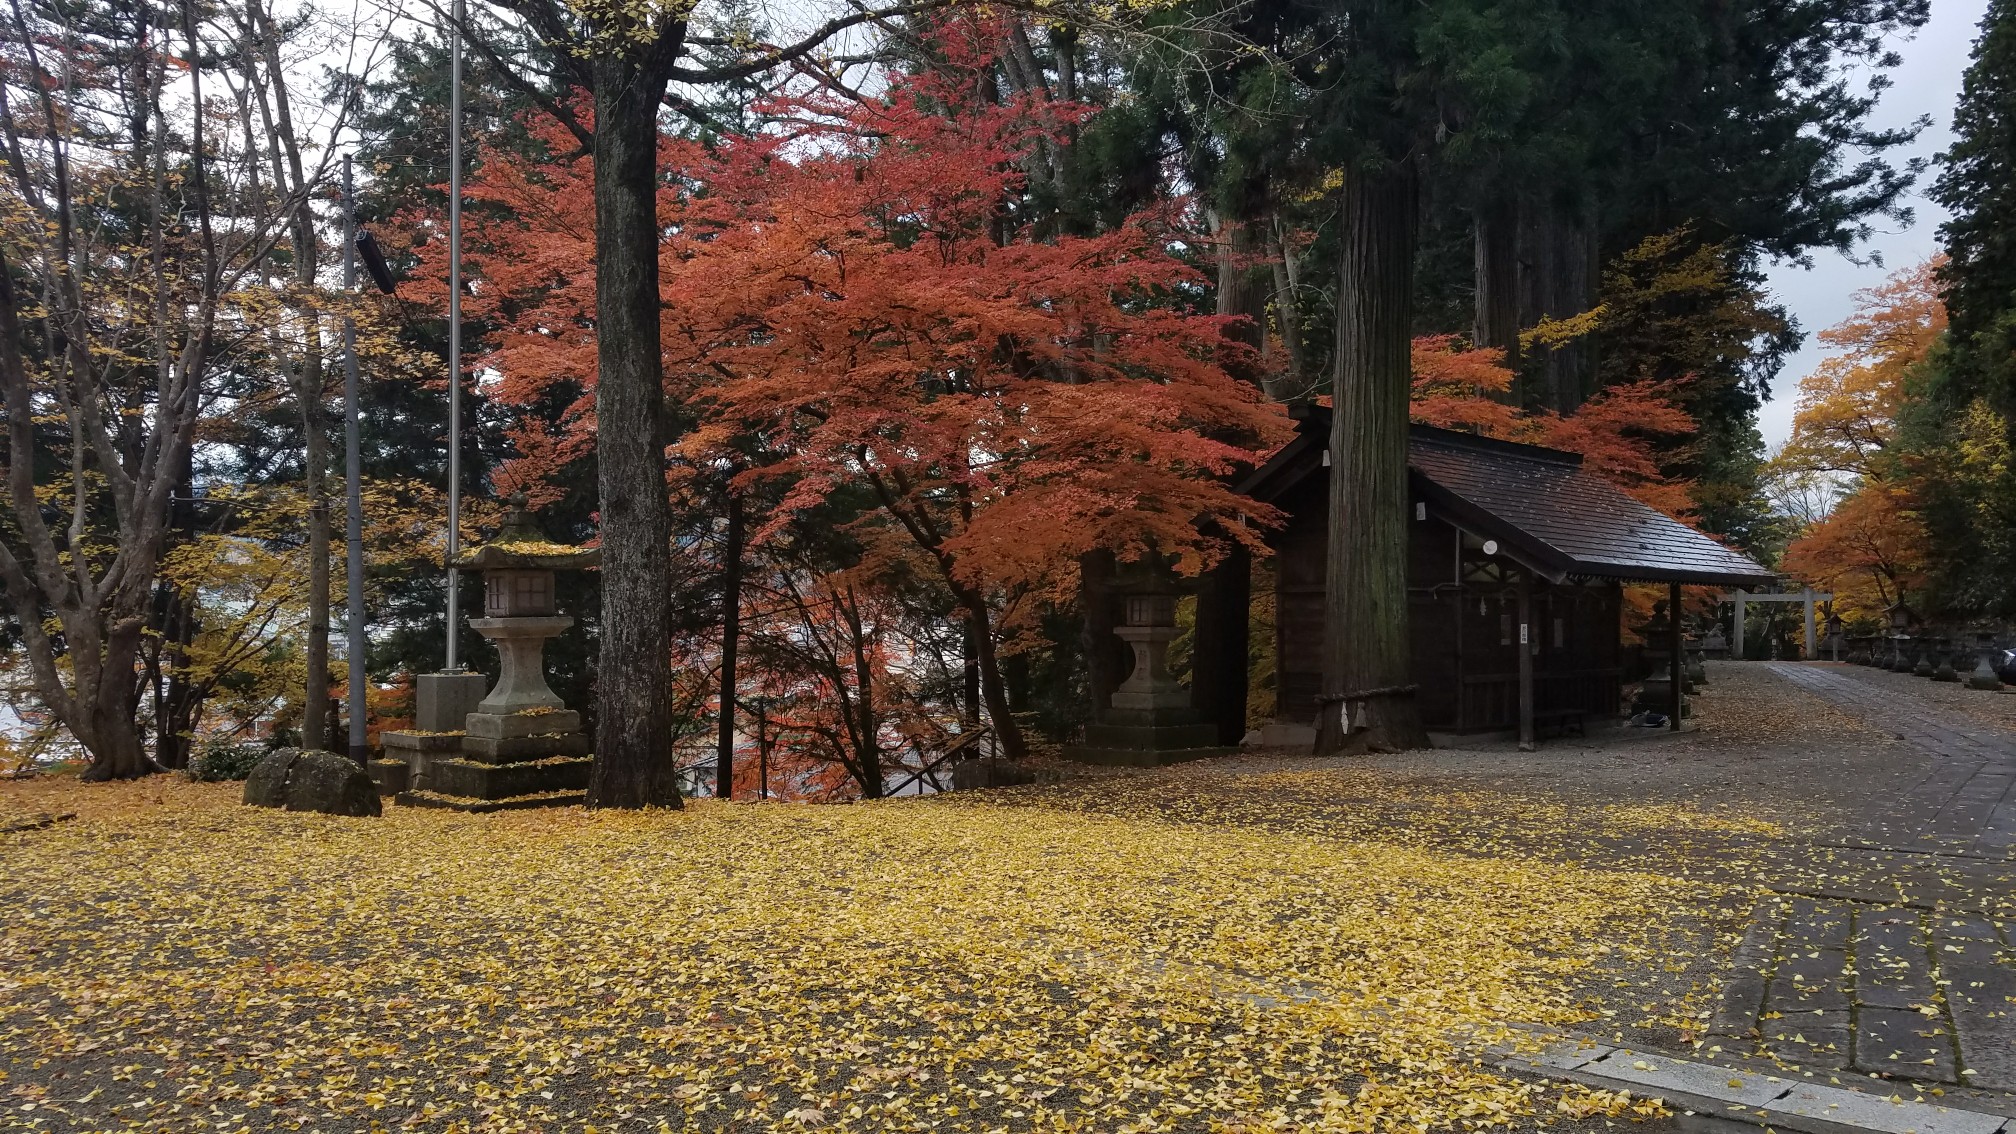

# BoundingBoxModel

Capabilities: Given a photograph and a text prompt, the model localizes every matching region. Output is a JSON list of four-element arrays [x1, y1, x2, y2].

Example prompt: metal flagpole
[[445, 0, 464, 671], [342, 157, 369, 765]]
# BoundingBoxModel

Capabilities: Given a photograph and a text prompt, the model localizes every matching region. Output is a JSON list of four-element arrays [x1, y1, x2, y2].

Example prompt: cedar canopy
[[1227, 406, 1773, 742]]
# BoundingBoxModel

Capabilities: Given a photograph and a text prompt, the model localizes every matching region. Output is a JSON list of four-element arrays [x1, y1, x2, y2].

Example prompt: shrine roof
[[1236, 408, 1776, 588]]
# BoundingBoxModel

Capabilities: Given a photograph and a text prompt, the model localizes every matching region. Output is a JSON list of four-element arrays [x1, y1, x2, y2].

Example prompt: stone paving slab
[[1708, 667, 2016, 1101]]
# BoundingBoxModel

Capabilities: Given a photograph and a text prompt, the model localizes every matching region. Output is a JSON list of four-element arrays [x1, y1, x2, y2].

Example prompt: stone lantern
[[396, 493, 599, 811], [1886, 602, 1920, 674], [1065, 558, 1235, 766], [1969, 630, 2005, 692], [1932, 635, 1962, 682]]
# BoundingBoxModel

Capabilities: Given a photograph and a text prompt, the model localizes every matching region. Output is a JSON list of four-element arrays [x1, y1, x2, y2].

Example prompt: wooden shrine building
[[1227, 407, 1775, 741]]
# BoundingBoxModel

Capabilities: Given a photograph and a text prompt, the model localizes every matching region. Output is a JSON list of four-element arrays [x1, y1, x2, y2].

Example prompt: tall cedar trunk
[[1216, 212, 1276, 395], [587, 57, 682, 809], [714, 492, 742, 798], [1472, 196, 1520, 377], [1315, 164, 1430, 755], [1515, 196, 1600, 414]]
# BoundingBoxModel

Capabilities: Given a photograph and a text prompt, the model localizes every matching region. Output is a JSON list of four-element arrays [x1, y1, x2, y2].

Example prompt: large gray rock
[[243, 748, 381, 817]]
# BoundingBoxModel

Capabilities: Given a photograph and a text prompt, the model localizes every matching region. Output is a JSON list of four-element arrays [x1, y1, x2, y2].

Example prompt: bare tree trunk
[[586, 46, 683, 809], [300, 357, 330, 748], [1315, 164, 1430, 756], [959, 595, 1026, 759], [844, 591, 883, 798], [246, 0, 328, 750], [1265, 215, 1308, 397], [714, 491, 742, 799]]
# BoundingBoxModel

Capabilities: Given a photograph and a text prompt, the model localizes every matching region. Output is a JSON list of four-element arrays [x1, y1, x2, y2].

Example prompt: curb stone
[[1490, 1032, 2014, 1134]]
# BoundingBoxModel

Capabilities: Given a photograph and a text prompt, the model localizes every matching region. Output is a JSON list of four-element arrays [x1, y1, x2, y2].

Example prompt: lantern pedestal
[[1065, 578, 1236, 767], [395, 494, 599, 812]]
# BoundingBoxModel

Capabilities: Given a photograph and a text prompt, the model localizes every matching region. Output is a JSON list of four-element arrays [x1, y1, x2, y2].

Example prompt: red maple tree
[[412, 38, 1289, 768]]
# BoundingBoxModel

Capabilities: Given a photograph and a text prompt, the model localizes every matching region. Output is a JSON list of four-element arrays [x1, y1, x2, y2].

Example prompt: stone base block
[[460, 731, 591, 763], [1063, 744, 1237, 768], [380, 730, 467, 754], [397, 789, 587, 814], [1083, 722, 1219, 750], [1099, 706, 1204, 729], [420, 756, 592, 801], [415, 671, 489, 733], [465, 710, 582, 740], [367, 758, 409, 796]]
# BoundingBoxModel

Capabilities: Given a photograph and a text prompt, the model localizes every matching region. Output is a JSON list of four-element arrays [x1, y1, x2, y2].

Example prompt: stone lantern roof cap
[[450, 492, 602, 571]]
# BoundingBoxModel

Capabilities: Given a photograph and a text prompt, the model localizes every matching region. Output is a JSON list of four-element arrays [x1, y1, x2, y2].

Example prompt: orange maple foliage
[[1773, 259, 1944, 621], [1777, 258, 1945, 478], [429, 69, 1287, 585], [1408, 336, 1699, 518], [1780, 482, 1927, 623]]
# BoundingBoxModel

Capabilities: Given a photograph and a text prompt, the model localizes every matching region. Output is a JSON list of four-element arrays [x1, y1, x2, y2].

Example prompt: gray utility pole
[[445, 0, 465, 671], [343, 156, 368, 765]]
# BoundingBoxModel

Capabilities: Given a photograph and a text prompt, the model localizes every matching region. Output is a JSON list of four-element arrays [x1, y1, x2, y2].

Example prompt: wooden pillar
[[1517, 573, 1535, 752], [1731, 592, 1745, 661], [1669, 581, 1683, 731], [1802, 588, 1817, 660]]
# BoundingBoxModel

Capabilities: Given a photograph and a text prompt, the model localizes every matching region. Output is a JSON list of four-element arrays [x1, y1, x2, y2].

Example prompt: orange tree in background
[[1777, 259, 1946, 479], [1773, 259, 1943, 624], [429, 40, 1289, 772]]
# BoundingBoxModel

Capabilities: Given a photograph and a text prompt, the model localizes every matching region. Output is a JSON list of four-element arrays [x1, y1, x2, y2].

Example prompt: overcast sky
[[1756, 0, 1988, 451]]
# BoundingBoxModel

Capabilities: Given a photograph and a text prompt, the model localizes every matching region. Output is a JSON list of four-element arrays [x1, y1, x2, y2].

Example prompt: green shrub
[[186, 741, 269, 782]]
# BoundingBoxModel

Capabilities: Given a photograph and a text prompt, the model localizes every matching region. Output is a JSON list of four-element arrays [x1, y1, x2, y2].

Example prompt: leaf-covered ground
[[0, 663, 1986, 1134], [0, 774, 1715, 1134]]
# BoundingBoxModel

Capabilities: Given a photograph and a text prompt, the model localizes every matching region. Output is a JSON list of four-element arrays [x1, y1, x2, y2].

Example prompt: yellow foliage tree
[[1777, 258, 1946, 478]]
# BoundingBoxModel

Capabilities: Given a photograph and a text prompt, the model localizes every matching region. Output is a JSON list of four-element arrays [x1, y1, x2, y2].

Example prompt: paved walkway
[[1709, 664, 2016, 1099], [1770, 663, 2016, 859]]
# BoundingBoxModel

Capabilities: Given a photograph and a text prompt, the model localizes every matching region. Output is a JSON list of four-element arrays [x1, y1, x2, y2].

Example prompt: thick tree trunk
[[1315, 164, 1430, 756], [1216, 212, 1275, 394], [1472, 196, 1521, 376], [75, 625, 156, 780], [587, 57, 682, 809], [1515, 194, 1600, 414]]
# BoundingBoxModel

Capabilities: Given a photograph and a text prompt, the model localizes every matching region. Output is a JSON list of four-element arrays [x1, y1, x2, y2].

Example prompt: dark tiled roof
[[1237, 415, 1776, 587]]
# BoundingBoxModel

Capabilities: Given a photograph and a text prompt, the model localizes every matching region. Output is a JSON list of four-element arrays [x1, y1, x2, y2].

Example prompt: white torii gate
[[1724, 587, 1834, 660]]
